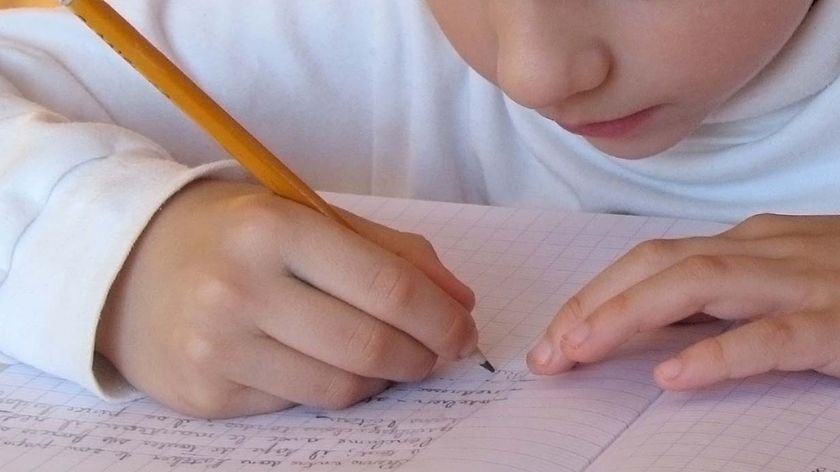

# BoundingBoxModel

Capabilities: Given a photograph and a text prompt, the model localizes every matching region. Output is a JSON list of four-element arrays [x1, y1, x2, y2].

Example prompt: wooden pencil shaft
[[61, 0, 349, 227]]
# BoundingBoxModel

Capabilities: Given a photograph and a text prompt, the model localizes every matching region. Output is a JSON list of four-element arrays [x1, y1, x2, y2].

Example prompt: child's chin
[[585, 131, 687, 160]]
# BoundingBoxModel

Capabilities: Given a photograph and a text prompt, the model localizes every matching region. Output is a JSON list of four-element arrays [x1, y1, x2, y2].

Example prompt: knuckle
[[758, 318, 796, 351], [738, 213, 779, 232], [678, 254, 729, 282], [738, 213, 782, 229], [545, 321, 565, 344], [603, 293, 635, 323], [560, 295, 588, 325], [190, 274, 246, 316], [182, 332, 224, 371], [704, 337, 732, 379], [345, 321, 391, 372], [180, 276, 244, 370], [226, 198, 293, 248], [367, 257, 416, 316], [630, 239, 678, 268], [407, 232, 437, 255], [787, 262, 828, 308], [745, 318, 797, 372]]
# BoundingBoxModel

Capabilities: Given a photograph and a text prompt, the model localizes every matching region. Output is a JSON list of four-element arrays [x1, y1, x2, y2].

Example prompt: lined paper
[[3, 193, 836, 471]]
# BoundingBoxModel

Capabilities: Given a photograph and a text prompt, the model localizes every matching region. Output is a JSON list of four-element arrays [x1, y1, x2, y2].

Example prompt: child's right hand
[[94, 180, 478, 419]]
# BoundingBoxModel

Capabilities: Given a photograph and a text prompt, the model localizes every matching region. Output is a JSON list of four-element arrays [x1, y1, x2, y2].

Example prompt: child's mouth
[[560, 106, 660, 139]]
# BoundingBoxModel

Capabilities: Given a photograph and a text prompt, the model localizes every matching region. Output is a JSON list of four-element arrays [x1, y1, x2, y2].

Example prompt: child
[[0, 0, 838, 419]]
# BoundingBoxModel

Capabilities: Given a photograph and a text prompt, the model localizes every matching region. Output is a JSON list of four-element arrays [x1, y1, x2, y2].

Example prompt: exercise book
[[1, 193, 839, 471]]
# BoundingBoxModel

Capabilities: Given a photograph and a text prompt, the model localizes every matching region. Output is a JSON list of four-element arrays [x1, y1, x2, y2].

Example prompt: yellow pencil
[[59, 0, 346, 225], [60, 0, 494, 373]]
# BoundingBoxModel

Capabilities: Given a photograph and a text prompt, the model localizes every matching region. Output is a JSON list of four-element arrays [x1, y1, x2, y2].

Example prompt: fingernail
[[529, 337, 555, 366], [657, 358, 683, 380], [561, 322, 591, 348], [459, 328, 479, 359]]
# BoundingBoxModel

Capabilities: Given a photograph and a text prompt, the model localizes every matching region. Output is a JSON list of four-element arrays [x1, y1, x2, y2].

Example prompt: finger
[[528, 237, 756, 374], [181, 386, 297, 419], [529, 238, 700, 374], [654, 312, 831, 390], [337, 207, 476, 310], [725, 234, 840, 269], [553, 235, 802, 323], [228, 336, 390, 410], [220, 388, 297, 418], [284, 207, 478, 361], [720, 213, 840, 240], [254, 277, 436, 382], [558, 255, 813, 366]]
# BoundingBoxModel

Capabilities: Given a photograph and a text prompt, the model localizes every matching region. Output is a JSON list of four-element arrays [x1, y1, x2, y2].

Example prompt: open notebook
[[2, 193, 839, 472]]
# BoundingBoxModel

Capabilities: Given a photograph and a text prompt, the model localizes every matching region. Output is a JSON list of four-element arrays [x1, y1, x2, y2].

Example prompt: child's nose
[[494, 10, 611, 110]]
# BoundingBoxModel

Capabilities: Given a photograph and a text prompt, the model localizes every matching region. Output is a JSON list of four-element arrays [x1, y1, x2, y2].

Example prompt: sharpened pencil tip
[[469, 348, 494, 373]]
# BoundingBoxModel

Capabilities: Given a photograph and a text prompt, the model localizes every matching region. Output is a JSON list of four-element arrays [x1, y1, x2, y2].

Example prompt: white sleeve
[[0, 0, 454, 401], [0, 20, 238, 400], [0, 0, 385, 401]]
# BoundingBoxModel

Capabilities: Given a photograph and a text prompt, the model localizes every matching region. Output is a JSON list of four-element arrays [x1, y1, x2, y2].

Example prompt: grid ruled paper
[[589, 372, 840, 472], [2, 193, 837, 472]]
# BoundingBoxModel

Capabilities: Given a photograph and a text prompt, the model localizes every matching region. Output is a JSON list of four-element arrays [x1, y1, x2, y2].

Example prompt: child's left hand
[[527, 214, 840, 389]]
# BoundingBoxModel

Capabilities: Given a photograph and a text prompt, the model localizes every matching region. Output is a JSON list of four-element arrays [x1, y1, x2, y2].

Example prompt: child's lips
[[558, 106, 660, 139]]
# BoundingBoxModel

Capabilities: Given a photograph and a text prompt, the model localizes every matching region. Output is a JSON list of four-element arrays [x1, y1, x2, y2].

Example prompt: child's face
[[427, 1, 813, 159]]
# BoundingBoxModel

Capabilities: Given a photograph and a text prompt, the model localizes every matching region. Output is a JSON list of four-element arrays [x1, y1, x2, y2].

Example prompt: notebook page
[[589, 372, 840, 472], [336, 195, 727, 472], [0, 194, 729, 471], [397, 323, 725, 472]]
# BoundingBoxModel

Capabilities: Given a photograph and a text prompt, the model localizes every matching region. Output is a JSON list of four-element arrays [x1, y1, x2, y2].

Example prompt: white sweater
[[0, 0, 838, 400]]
